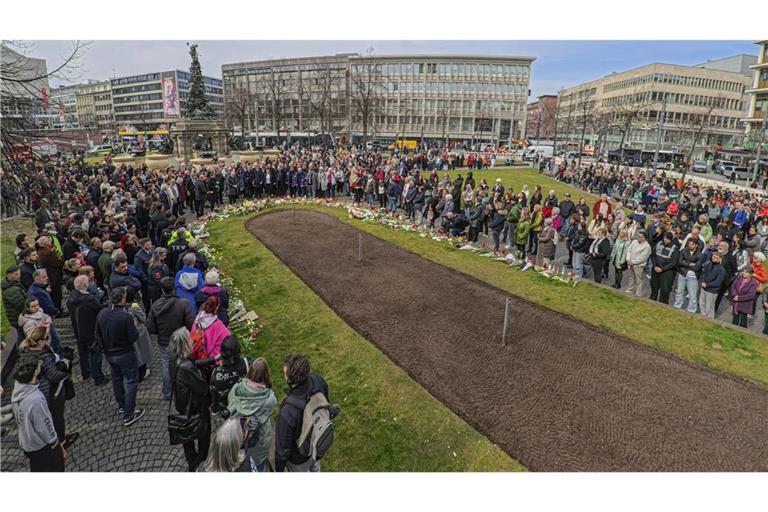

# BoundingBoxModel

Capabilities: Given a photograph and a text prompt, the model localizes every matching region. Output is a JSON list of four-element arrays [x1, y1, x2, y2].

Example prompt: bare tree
[[589, 108, 613, 162], [349, 47, 383, 143], [259, 66, 288, 141], [608, 93, 653, 165], [304, 62, 345, 136], [681, 95, 725, 182], [224, 83, 254, 135]]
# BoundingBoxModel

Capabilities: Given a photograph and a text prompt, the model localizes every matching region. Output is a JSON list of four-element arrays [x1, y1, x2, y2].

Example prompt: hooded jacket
[[191, 311, 230, 359], [275, 373, 329, 472], [227, 380, 277, 464], [12, 382, 59, 452], [147, 293, 195, 347], [2, 279, 27, 329], [175, 266, 204, 314], [18, 309, 52, 338], [195, 285, 230, 325]]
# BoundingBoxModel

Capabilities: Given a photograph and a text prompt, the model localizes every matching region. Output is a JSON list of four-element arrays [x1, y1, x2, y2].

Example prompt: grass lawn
[[207, 214, 526, 471], [302, 202, 768, 387], [1, 217, 36, 333]]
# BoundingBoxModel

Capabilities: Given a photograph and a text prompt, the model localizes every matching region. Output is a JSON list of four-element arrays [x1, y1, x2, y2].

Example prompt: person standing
[[66, 275, 106, 385], [148, 277, 195, 400], [699, 252, 726, 320], [95, 287, 145, 426], [673, 238, 704, 314], [227, 357, 277, 472], [625, 231, 651, 297], [275, 354, 329, 472], [35, 236, 64, 313], [26, 269, 61, 353], [11, 356, 65, 472], [588, 228, 611, 284], [650, 232, 680, 304], [610, 229, 630, 289], [2, 266, 26, 341], [169, 327, 211, 472], [571, 221, 591, 280], [19, 247, 39, 290], [729, 268, 758, 327], [175, 253, 205, 315]]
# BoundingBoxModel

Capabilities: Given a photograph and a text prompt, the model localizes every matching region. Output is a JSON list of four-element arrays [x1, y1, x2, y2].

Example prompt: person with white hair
[[196, 270, 230, 325], [198, 418, 253, 472]]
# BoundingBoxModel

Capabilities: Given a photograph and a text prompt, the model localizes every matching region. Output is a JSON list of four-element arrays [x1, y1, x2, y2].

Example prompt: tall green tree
[[182, 43, 215, 120]]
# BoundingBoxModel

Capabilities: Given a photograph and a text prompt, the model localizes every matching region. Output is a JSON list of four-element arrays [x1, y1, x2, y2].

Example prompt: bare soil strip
[[247, 210, 768, 471]]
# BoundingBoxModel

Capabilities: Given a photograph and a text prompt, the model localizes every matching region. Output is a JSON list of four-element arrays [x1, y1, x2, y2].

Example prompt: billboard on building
[[162, 76, 179, 117]]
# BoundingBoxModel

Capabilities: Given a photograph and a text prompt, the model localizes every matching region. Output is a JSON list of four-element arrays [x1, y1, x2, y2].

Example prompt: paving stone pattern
[[1, 317, 188, 472]]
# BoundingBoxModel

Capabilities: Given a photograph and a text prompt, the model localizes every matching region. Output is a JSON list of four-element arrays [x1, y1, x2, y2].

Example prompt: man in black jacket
[[67, 275, 106, 385], [19, 248, 38, 290], [95, 287, 144, 426], [148, 277, 194, 400], [650, 232, 680, 304], [275, 354, 329, 472]]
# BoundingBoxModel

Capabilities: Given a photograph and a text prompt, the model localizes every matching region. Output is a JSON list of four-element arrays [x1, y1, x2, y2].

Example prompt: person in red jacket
[[592, 194, 612, 219]]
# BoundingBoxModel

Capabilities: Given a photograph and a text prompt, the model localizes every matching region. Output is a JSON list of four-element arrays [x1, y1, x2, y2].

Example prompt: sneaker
[[144, 369, 151, 379], [123, 409, 145, 427], [118, 407, 125, 416]]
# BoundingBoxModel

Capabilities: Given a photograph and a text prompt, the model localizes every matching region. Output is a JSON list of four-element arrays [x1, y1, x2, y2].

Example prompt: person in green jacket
[[515, 208, 532, 259], [469, 201, 484, 244], [2, 266, 27, 335], [97, 241, 115, 289], [505, 198, 521, 249], [227, 357, 277, 472], [610, 229, 631, 289], [527, 204, 544, 255]]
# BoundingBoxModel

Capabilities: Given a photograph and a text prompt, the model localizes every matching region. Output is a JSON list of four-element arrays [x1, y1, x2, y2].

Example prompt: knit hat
[[205, 270, 220, 285]]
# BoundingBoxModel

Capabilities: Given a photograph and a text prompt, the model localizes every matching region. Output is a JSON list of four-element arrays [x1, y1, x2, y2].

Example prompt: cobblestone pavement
[[1, 317, 188, 472]]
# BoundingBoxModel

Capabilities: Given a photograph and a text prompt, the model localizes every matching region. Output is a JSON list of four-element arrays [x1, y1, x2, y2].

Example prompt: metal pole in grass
[[358, 233, 363, 262], [292, 203, 296, 224], [501, 298, 511, 347]]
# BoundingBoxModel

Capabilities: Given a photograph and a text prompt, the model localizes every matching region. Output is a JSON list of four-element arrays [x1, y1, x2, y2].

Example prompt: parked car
[[692, 160, 708, 174], [714, 160, 735, 175]]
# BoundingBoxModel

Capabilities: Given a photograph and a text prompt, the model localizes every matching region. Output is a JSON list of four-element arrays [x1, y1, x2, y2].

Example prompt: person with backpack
[[190, 296, 231, 362], [227, 357, 277, 472], [275, 354, 336, 472], [209, 336, 249, 416]]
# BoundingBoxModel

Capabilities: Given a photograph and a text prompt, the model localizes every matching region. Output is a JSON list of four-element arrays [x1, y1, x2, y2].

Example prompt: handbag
[[167, 363, 208, 445]]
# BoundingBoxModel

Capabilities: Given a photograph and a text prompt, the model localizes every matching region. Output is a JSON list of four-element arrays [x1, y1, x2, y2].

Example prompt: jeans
[[699, 289, 717, 319], [76, 338, 104, 381], [674, 274, 699, 313], [387, 197, 398, 213], [25, 444, 64, 472], [105, 351, 139, 419], [573, 251, 585, 279], [158, 344, 171, 400], [182, 415, 210, 471]]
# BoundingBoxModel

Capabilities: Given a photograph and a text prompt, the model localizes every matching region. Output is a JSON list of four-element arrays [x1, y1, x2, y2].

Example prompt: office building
[[0, 44, 50, 129], [111, 69, 223, 135], [743, 41, 768, 151], [221, 53, 534, 145], [76, 80, 113, 134], [557, 58, 753, 160]]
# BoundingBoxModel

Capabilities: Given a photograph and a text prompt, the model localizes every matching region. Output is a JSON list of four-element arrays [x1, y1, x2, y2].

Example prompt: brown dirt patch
[[247, 210, 768, 471]]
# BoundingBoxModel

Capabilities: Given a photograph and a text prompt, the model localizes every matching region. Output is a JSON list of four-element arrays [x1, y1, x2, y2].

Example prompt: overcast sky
[[22, 40, 758, 99]]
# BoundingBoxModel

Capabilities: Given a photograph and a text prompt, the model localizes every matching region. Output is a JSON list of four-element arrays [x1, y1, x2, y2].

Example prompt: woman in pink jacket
[[191, 296, 231, 361]]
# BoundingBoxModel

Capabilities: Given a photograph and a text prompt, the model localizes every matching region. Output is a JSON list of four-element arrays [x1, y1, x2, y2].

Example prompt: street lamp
[[752, 109, 768, 184]]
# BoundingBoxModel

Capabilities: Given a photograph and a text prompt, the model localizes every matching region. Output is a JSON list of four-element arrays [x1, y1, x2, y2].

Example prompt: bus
[[387, 139, 418, 151]]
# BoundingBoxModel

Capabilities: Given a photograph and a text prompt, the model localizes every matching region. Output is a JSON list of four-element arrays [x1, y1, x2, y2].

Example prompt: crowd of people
[[1, 144, 767, 472]]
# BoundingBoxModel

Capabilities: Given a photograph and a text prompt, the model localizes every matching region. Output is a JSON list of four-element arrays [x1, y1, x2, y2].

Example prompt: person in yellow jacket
[[527, 204, 543, 255]]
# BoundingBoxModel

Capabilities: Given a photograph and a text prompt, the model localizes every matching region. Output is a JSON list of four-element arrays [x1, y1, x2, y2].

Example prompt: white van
[[523, 146, 554, 161]]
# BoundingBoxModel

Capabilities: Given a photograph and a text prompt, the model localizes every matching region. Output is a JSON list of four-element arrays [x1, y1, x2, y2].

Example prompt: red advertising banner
[[42, 88, 49, 109], [162, 77, 179, 116]]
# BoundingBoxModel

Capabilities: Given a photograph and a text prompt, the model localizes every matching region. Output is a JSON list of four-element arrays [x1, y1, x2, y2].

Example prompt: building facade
[[75, 80, 113, 133], [557, 60, 753, 161], [111, 70, 223, 134], [221, 53, 534, 145], [47, 84, 81, 130], [526, 94, 557, 142], [743, 41, 768, 151], [0, 44, 50, 129]]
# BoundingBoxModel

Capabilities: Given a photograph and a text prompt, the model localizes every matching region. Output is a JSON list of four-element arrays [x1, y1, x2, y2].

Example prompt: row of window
[[352, 62, 529, 79], [383, 81, 526, 96], [603, 72, 745, 94], [111, 73, 162, 86], [601, 90, 743, 111], [114, 102, 164, 113], [113, 83, 162, 96], [113, 93, 163, 104]]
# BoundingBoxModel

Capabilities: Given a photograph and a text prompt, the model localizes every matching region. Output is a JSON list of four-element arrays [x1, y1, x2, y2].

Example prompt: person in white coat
[[625, 230, 652, 297]]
